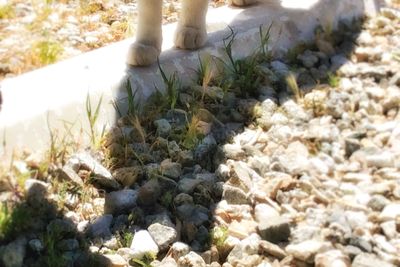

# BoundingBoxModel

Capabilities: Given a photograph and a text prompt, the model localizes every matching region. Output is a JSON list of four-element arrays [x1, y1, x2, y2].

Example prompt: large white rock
[[130, 230, 159, 259]]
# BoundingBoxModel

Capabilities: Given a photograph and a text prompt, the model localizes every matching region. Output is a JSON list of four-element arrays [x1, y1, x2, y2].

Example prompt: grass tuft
[[158, 59, 180, 110], [0, 3, 15, 19], [130, 252, 156, 267], [31, 40, 64, 66], [285, 72, 302, 102], [220, 27, 262, 97], [182, 115, 203, 150], [86, 93, 105, 148], [210, 225, 228, 249], [327, 72, 340, 88]]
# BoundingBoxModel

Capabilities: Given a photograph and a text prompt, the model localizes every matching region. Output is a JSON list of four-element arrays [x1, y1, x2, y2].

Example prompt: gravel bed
[[0, 3, 400, 267]]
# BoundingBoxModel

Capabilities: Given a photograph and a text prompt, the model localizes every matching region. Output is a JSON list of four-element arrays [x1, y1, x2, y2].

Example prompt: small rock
[[154, 119, 172, 137], [103, 254, 128, 267], [104, 189, 137, 215], [216, 164, 230, 181], [380, 204, 400, 221], [146, 212, 175, 228], [282, 100, 310, 121], [87, 215, 113, 238], [257, 216, 291, 244], [357, 31, 373, 45], [178, 178, 202, 194], [286, 240, 331, 263], [259, 240, 287, 260], [297, 50, 319, 68], [113, 167, 143, 188], [0, 237, 27, 267], [271, 61, 290, 77], [201, 246, 219, 264], [222, 144, 246, 160], [194, 135, 217, 170], [170, 242, 190, 261], [352, 253, 395, 267], [316, 38, 335, 55], [381, 221, 398, 240], [345, 138, 361, 158], [116, 247, 136, 261], [28, 239, 44, 253], [314, 250, 350, 267], [103, 237, 120, 250], [137, 178, 161, 206], [178, 150, 194, 167], [343, 245, 362, 260], [166, 109, 188, 128], [366, 152, 395, 168], [342, 173, 371, 183], [148, 223, 178, 251], [177, 251, 206, 267], [176, 204, 209, 226], [345, 211, 368, 230], [374, 234, 397, 255], [227, 234, 261, 266], [130, 230, 159, 260], [349, 236, 372, 252], [68, 152, 120, 189], [277, 141, 309, 175], [368, 195, 390, 211], [77, 220, 89, 233], [174, 193, 194, 206], [222, 184, 249, 205], [248, 156, 270, 176], [57, 165, 84, 186], [160, 159, 182, 180], [228, 219, 258, 239], [231, 161, 254, 192]]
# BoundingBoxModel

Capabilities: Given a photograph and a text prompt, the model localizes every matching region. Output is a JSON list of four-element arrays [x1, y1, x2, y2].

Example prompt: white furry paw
[[228, 0, 257, 6], [126, 42, 160, 66], [174, 26, 207, 50]]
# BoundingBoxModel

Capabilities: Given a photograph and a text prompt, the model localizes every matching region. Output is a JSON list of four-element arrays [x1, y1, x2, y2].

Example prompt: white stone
[[130, 230, 159, 259], [286, 240, 331, 263], [380, 204, 400, 221]]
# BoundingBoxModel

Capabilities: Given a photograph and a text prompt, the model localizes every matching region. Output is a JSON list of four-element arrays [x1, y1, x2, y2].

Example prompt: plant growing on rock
[[130, 252, 156, 267], [327, 72, 340, 88], [220, 27, 263, 97], [158, 59, 180, 110], [181, 115, 203, 150], [210, 225, 228, 249]]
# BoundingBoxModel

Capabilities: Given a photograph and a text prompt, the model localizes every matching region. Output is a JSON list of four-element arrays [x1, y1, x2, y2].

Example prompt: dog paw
[[228, 0, 257, 6], [174, 25, 207, 50], [126, 42, 160, 66]]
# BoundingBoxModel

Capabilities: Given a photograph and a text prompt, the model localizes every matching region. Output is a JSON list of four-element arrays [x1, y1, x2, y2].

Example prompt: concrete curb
[[0, 0, 383, 157]]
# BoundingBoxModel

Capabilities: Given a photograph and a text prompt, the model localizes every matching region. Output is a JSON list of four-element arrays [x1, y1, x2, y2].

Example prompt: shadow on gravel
[[0, 0, 382, 266], [0, 182, 112, 267]]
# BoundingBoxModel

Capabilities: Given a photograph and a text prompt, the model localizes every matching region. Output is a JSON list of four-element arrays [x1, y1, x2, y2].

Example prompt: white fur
[[127, 0, 257, 66]]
